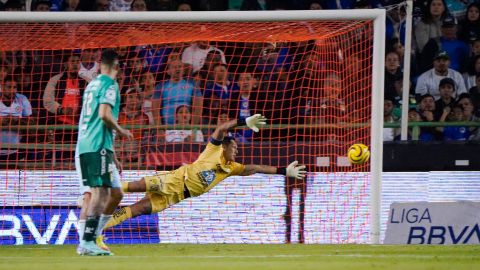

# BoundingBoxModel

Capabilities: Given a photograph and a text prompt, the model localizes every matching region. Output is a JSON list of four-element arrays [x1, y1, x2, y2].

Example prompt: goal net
[[0, 11, 384, 245]]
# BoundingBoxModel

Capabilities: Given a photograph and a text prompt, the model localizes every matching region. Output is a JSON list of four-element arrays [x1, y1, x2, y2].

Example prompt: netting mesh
[[0, 20, 373, 244]]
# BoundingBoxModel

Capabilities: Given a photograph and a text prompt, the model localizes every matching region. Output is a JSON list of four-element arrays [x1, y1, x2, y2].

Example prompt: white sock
[[96, 214, 112, 238], [78, 220, 86, 240]]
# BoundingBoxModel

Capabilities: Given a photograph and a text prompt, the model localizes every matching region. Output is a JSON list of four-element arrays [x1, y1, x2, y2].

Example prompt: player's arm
[[43, 73, 62, 114], [211, 114, 267, 142], [241, 161, 307, 180], [99, 104, 133, 140], [241, 164, 277, 176]]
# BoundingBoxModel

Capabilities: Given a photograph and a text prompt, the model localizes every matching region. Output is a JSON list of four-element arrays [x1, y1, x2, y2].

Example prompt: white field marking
[[0, 254, 478, 260]]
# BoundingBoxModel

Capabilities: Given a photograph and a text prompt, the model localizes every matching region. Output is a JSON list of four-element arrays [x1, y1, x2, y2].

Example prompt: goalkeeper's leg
[[103, 177, 150, 228], [120, 178, 147, 193], [105, 174, 180, 229], [104, 197, 153, 229]]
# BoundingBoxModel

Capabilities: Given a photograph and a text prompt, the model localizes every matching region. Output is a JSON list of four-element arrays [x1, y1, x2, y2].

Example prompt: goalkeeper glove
[[245, 114, 267, 132], [286, 161, 307, 180]]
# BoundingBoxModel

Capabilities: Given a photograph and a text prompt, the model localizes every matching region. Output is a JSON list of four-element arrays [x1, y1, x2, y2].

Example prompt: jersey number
[[83, 92, 94, 117]]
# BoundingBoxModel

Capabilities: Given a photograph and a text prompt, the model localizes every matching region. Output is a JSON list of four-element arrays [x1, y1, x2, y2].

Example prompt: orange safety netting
[[0, 20, 373, 244]]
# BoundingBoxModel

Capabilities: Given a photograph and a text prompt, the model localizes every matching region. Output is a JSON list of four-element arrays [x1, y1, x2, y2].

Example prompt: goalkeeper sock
[[95, 214, 112, 237], [104, 207, 132, 229], [77, 219, 86, 240], [121, 182, 129, 192], [83, 216, 99, 242]]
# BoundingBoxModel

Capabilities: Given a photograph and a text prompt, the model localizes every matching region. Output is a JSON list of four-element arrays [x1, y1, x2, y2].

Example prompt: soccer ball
[[347, 143, 370, 164]]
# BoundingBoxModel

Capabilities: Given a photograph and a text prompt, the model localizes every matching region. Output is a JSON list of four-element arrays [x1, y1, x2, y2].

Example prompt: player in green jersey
[[76, 49, 133, 256]]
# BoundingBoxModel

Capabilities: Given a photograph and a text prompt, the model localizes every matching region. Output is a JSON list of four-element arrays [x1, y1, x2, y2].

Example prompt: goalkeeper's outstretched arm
[[241, 161, 307, 180], [211, 113, 267, 141]]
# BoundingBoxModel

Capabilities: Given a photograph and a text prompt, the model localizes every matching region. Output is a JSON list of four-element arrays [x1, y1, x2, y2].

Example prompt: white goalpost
[[0, 10, 385, 244]]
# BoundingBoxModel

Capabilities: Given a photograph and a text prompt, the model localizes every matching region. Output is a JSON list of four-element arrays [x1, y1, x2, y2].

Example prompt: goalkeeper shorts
[[144, 171, 188, 213]]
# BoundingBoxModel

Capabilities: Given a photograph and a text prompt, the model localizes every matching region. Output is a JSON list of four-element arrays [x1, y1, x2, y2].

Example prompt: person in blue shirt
[[203, 64, 238, 124], [153, 59, 203, 125], [437, 104, 471, 141]]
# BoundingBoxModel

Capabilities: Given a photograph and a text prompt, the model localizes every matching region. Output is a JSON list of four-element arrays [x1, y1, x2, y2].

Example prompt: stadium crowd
[[1, 0, 480, 164]]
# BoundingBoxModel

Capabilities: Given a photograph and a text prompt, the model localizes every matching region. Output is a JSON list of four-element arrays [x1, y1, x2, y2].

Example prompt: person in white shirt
[[165, 105, 204, 143], [109, 0, 134, 11], [0, 76, 32, 159], [181, 41, 226, 73], [78, 48, 99, 82], [415, 50, 467, 100]]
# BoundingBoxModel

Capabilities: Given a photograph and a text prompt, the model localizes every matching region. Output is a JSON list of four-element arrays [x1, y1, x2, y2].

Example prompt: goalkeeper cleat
[[78, 240, 112, 256], [96, 235, 110, 252]]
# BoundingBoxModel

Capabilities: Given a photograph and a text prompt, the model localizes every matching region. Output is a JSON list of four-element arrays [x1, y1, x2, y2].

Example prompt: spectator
[[203, 64, 238, 123], [153, 59, 203, 125], [43, 52, 87, 125], [402, 108, 422, 140], [124, 51, 146, 89], [416, 93, 441, 140], [388, 38, 406, 68], [445, 0, 473, 19], [414, 0, 449, 54], [420, 13, 470, 73], [139, 71, 156, 125], [152, 0, 174, 11], [384, 96, 399, 142], [95, 0, 109, 11], [165, 105, 204, 143], [0, 64, 9, 93], [457, 93, 478, 121], [457, 3, 480, 43], [309, 1, 322, 9], [177, 2, 191, 11], [13, 67, 33, 102], [385, 51, 403, 100], [437, 105, 470, 141], [415, 50, 467, 100], [0, 76, 32, 161], [117, 88, 149, 163], [59, 0, 80, 11], [138, 44, 176, 74], [434, 77, 456, 118], [419, 93, 437, 121], [255, 42, 292, 74], [130, 0, 147, 10], [471, 39, 480, 57], [313, 72, 347, 124], [230, 72, 258, 142], [110, 0, 134, 11], [386, 4, 407, 44], [32, 0, 51, 11], [194, 50, 224, 89], [181, 41, 226, 73], [468, 73, 480, 115], [464, 55, 480, 89], [3, 0, 23, 11], [78, 48, 99, 82]]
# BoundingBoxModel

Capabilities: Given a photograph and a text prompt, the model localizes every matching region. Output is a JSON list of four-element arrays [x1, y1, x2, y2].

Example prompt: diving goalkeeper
[[101, 114, 307, 240]]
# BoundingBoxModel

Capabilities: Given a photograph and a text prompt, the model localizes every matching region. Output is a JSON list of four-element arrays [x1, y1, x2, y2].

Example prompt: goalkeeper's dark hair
[[101, 49, 119, 67], [222, 135, 236, 147]]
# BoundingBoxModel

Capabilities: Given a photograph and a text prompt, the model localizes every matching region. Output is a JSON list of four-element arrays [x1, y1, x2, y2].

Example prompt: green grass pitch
[[1, 244, 478, 270]]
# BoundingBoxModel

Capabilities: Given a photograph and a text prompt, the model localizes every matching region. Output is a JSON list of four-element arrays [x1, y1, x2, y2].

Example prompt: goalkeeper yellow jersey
[[176, 140, 245, 197]]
